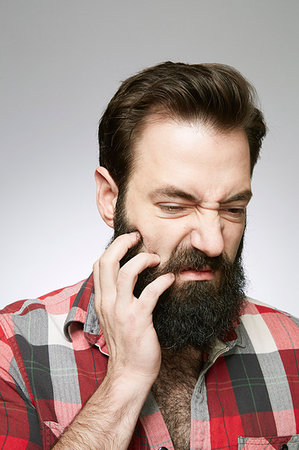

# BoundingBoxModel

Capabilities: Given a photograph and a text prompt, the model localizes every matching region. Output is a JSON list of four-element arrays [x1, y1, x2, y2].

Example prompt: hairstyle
[[98, 61, 266, 192]]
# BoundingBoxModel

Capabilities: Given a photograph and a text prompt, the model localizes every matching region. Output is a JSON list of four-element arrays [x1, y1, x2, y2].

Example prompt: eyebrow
[[150, 186, 252, 204], [150, 187, 198, 202], [221, 190, 252, 204]]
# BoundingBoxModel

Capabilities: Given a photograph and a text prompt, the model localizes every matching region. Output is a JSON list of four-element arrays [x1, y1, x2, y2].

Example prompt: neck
[[159, 345, 203, 379]]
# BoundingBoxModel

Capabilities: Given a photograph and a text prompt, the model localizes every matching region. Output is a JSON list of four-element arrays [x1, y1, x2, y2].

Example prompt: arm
[[0, 332, 43, 449], [53, 370, 151, 449], [54, 232, 174, 449]]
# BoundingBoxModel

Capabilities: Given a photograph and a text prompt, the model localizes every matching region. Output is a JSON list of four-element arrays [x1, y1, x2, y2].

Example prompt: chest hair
[[152, 347, 203, 450]]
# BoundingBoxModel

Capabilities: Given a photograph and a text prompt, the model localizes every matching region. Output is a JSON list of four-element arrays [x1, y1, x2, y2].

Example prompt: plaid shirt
[[0, 275, 298, 450]]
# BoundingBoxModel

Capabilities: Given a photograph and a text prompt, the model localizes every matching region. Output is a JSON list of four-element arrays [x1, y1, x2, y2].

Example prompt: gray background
[[1, 0, 298, 315]]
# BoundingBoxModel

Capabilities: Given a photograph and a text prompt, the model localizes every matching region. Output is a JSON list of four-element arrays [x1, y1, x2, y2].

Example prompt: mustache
[[118, 230, 231, 277], [158, 247, 227, 275]]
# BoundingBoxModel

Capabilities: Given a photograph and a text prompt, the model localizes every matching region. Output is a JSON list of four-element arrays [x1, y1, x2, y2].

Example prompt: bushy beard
[[112, 193, 246, 352]]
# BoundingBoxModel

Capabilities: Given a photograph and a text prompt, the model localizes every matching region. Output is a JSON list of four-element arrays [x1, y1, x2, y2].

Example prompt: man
[[0, 62, 298, 449]]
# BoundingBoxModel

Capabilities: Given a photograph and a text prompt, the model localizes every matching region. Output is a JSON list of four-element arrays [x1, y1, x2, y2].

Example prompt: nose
[[190, 212, 224, 257]]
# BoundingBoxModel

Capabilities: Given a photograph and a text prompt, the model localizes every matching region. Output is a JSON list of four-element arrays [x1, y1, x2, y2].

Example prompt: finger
[[99, 232, 140, 300], [139, 273, 175, 312], [116, 252, 160, 301]]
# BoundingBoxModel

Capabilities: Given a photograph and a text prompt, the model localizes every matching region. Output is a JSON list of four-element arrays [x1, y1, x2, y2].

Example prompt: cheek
[[139, 221, 190, 261], [223, 223, 245, 259]]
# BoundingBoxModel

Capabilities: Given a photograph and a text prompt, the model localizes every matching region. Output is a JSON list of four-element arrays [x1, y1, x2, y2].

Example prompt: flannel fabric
[[0, 275, 298, 450]]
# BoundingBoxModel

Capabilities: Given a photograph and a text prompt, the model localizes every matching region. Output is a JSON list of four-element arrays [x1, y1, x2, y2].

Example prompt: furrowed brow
[[221, 190, 252, 204], [150, 187, 198, 202]]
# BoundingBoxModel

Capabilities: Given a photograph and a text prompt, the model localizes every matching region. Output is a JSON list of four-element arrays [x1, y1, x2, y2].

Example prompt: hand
[[93, 232, 175, 385]]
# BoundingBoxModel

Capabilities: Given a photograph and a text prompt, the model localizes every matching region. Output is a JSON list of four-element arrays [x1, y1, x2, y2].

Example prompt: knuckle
[[144, 283, 159, 298], [98, 253, 112, 268], [116, 276, 130, 293], [118, 266, 134, 281]]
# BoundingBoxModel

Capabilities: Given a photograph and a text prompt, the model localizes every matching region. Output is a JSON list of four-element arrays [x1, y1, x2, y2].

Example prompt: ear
[[95, 167, 118, 228]]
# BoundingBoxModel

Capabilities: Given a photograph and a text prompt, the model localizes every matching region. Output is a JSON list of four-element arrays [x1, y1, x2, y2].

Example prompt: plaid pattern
[[0, 275, 298, 449]]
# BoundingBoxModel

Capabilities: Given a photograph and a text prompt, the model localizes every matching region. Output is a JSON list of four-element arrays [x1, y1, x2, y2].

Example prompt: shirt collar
[[63, 274, 108, 353]]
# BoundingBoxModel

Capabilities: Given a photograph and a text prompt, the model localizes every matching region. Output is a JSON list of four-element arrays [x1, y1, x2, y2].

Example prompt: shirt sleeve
[[0, 323, 43, 449]]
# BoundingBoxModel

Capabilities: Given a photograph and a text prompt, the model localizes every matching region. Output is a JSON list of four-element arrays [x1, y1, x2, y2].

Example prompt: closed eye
[[158, 203, 187, 214], [220, 207, 246, 221]]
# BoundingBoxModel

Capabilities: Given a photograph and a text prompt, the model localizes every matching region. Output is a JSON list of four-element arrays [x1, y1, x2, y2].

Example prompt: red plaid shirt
[[0, 275, 298, 449]]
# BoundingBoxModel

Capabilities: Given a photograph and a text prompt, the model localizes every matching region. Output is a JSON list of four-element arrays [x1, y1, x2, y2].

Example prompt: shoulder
[[0, 280, 85, 339], [237, 297, 298, 353]]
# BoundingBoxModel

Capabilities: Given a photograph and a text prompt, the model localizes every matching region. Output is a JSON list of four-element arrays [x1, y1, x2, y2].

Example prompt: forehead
[[130, 119, 251, 201]]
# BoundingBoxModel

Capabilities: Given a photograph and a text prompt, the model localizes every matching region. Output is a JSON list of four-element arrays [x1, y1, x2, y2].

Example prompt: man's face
[[125, 118, 251, 267], [113, 118, 252, 350]]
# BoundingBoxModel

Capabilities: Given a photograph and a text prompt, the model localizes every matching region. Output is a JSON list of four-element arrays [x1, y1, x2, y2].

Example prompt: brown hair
[[98, 61, 266, 191]]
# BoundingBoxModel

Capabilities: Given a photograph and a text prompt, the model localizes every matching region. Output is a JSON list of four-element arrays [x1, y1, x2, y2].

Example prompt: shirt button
[[159, 447, 168, 450], [280, 445, 288, 450]]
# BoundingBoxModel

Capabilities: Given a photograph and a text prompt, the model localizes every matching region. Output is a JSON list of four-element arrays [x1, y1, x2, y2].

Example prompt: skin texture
[[54, 119, 252, 449]]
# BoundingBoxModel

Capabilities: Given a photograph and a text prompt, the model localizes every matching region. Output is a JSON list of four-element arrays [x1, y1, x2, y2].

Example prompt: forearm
[[53, 372, 152, 450], [55, 233, 173, 449]]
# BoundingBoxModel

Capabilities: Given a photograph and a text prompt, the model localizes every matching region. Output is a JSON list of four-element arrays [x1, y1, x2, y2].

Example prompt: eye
[[227, 208, 244, 215], [158, 203, 186, 214], [220, 207, 246, 220]]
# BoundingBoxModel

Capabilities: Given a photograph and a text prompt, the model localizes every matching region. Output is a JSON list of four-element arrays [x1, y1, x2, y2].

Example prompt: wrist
[[105, 365, 157, 394]]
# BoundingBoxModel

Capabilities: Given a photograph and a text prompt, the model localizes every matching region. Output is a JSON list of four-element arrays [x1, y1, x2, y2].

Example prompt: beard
[[111, 192, 246, 352]]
